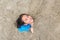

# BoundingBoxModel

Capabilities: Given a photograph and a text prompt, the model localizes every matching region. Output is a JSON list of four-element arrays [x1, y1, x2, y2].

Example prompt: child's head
[[16, 13, 33, 28]]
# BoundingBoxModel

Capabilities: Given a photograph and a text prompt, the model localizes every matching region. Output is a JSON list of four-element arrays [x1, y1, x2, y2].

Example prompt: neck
[[24, 24, 28, 25]]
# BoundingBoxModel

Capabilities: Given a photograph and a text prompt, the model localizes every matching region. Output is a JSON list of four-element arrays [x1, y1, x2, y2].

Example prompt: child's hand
[[29, 16, 34, 33], [31, 27, 33, 33]]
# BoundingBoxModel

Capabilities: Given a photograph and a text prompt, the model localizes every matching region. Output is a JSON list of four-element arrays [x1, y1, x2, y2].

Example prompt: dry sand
[[0, 0, 60, 40]]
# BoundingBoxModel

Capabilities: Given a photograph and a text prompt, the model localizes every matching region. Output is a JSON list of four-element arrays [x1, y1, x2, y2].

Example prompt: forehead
[[22, 15, 28, 20]]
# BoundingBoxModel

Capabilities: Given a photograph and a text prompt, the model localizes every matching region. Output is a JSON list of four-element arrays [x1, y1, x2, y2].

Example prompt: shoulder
[[18, 24, 31, 29], [17, 24, 31, 32]]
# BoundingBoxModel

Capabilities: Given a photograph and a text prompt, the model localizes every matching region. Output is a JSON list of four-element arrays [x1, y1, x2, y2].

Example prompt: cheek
[[22, 19, 28, 23], [26, 20, 30, 23], [25, 20, 30, 24], [27, 19, 33, 23]]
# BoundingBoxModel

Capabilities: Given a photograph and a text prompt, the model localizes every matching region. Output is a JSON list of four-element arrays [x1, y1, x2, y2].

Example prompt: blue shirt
[[18, 24, 31, 32]]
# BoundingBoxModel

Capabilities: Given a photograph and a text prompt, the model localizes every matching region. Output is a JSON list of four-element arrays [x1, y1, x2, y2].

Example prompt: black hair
[[16, 14, 29, 28]]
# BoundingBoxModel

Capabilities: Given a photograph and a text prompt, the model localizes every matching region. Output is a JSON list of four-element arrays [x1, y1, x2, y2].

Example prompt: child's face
[[22, 15, 33, 24]]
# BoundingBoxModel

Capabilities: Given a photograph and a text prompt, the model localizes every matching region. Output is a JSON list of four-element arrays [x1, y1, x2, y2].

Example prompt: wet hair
[[16, 14, 29, 28]]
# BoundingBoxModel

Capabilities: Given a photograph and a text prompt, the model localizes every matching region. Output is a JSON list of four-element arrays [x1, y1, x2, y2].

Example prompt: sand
[[0, 0, 60, 40]]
